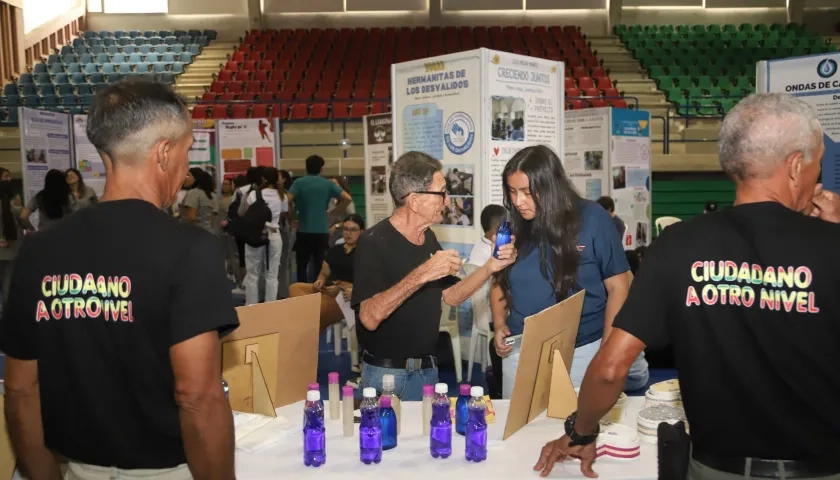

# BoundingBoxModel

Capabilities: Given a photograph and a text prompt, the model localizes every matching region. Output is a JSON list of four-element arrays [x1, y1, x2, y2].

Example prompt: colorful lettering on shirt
[[685, 261, 818, 313], [35, 274, 134, 322]]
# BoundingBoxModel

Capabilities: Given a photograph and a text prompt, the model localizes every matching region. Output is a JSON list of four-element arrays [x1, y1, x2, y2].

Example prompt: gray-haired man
[[534, 93, 840, 479], [351, 151, 517, 400], [0, 80, 238, 480]]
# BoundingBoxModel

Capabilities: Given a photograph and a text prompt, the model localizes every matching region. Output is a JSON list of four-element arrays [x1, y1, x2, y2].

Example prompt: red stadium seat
[[271, 103, 289, 119], [231, 104, 249, 119], [310, 103, 329, 119], [211, 105, 228, 118], [227, 81, 244, 93], [239, 92, 256, 101], [564, 77, 575, 89], [191, 106, 208, 119], [588, 99, 607, 108], [603, 87, 620, 98], [577, 77, 594, 90], [582, 88, 599, 97], [332, 101, 350, 119], [209, 81, 225, 94], [609, 99, 628, 109], [565, 88, 581, 97], [349, 103, 368, 119], [219, 93, 236, 102], [289, 103, 308, 120], [200, 92, 218, 103], [252, 104, 270, 118], [596, 77, 613, 91], [217, 70, 234, 82]]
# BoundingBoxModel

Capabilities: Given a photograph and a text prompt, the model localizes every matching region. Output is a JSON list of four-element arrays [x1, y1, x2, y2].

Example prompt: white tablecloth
[[236, 397, 657, 479]]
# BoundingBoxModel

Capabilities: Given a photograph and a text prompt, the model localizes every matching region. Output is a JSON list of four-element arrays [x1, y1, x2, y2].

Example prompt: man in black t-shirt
[[0, 80, 239, 479], [352, 151, 517, 401], [533, 93, 840, 479]]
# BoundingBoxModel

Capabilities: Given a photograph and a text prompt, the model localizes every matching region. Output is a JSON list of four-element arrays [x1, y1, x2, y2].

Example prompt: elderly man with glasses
[[351, 151, 517, 400]]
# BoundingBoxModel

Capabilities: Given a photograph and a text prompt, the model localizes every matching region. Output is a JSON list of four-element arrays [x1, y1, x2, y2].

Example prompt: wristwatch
[[564, 411, 600, 447]]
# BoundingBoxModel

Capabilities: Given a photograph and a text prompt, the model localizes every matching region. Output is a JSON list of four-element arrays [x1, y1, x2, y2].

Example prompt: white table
[[235, 397, 658, 479]]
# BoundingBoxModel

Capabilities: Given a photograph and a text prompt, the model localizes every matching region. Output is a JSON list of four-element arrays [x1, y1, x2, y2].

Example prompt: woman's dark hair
[[279, 169, 292, 190], [245, 166, 265, 185], [343, 213, 365, 230], [0, 180, 17, 241], [331, 176, 351, 194], [189, 167, 213, 200], [233, 174, 248, 189], [494, 145, 581, 305], [37, 169, 71, 220], [65, 168, 87, 197], [262, 167, 286, 199]]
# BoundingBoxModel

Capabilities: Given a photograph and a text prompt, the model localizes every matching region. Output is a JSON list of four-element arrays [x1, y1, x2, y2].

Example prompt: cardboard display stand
[[503, 290, 585, 440], [0, 394, 14, 480], [222, 293, 321, 411]]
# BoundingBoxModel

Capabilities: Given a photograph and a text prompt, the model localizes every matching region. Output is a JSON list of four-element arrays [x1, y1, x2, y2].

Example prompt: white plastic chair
[[655, 216, 681, 235], [463, 263, 492, 382], [439, 300, 463, 383]]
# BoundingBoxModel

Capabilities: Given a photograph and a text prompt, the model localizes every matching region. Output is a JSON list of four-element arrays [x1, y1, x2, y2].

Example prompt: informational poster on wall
[[485, 50, 563, 206], [392, 51, 483, 253], [216, 119, 277, 184], [363, 113, 394, 226], [610, 109, 652, 249], [19, 107, 73, 202], [71, 114, 106, 196], [564, 108, 611, 201], [189, 129, 217, 178], [758, 53, 840, 194]]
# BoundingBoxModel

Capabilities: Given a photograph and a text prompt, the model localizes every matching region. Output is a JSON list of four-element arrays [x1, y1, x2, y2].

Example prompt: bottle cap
[[470, 386, 484, 398], [363, 387, 377, 398], [307, 390, 321, 402], [379, 395, 391, 408], [460, 384, 471, 395], [423, 384, 434, 396], [434, 383, 448, 394], [308, 382, 319, 391], [382, 374, 395, 390], [328, 372, 339, 384], [343, 385, 354, 397]]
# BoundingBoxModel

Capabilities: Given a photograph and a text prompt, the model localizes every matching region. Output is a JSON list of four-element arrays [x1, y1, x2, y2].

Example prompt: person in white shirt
[[240, 167, 288, 306], [468, 204, 506, 266]]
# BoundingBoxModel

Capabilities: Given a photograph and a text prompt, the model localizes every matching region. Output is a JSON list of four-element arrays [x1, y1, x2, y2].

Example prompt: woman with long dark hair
[[20, 168, 75, 231], [179, 167, 218, 233], [490, 145, 648, 398], [66, 167, 97, 209]]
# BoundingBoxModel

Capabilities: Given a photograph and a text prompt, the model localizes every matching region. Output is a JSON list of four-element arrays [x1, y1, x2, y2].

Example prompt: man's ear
[[786, 151, 804, 187], [155, 140, 171, 171]]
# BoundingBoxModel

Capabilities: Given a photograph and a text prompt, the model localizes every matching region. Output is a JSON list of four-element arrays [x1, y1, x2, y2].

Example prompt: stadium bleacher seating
[[616, 23, 837, 116], [0, 29, 218, 126], [195, 26, 625, 121]]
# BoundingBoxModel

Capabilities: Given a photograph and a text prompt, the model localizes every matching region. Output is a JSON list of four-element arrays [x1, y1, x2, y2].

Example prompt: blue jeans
[[360, 362, 439, 401]]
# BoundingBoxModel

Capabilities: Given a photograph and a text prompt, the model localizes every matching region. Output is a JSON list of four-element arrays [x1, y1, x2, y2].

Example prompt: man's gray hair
[[389, 151, 443, 207], [86, 79, 191, 163], [719, 93, 822, 181]]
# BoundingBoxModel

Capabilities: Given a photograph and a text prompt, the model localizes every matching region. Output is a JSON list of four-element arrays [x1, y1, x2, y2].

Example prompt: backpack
[[230, 186, 272, 247], [224, 188, 245, 234]]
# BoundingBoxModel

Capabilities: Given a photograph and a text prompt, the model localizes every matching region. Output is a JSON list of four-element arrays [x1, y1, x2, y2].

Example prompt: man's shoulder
[[358, 220, 392, 245]]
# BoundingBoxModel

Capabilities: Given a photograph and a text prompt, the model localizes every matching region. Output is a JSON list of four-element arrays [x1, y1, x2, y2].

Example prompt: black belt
[[362, 351, 436, 370], [693, 450, 840, 479]]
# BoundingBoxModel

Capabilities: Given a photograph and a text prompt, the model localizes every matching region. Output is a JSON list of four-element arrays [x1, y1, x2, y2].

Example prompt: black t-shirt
[[0, 199, 239, 469], [614, 202, 840, 463], [351, 219, 458, 359], [325, 244, 355, 283]]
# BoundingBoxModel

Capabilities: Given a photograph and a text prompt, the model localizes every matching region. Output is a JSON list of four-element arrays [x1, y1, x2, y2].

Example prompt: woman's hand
[[494, 325, 513, 357], [342, 285, 353, 301], [313, 278, 325, 291]]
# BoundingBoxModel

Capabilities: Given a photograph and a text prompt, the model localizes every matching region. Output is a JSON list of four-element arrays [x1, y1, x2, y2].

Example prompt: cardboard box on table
[[503, 290, 585, 440], [1, 391, 15, 480], [222, 293, 321, 414]]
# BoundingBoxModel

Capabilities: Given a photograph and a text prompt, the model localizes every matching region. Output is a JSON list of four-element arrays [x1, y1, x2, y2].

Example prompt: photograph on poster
[[370, 166, 387, 195], [490, 96, 526, 141], [612, 166, 627, 189], [636, 223, 648, 246], [445, 165, 474, 196], [26, 149, 46, 164], [387, 146, 394, 166], [442, 196, 474, 227], [584, 150, 603, 171]]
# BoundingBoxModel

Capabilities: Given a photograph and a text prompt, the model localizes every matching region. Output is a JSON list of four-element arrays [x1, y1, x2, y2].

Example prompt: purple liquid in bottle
[[303, 391, 326, 467], [359, 387, 382, 465], [430, 383, 452, 459]]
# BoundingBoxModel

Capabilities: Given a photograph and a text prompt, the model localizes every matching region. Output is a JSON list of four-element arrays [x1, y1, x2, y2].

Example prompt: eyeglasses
[[342, 227, 361, 233], [400, 190, 449, 200]]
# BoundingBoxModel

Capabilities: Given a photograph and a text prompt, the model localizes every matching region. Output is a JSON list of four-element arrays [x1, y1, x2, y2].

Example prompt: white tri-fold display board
[[757, 52, 840, 194], [18, 108, 74, 203], [390, 48, 563, 256]]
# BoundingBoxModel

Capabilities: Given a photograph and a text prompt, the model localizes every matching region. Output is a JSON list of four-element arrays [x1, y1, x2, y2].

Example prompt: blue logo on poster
[[444, 112, 475, 155], [817, 59, 837, 79]]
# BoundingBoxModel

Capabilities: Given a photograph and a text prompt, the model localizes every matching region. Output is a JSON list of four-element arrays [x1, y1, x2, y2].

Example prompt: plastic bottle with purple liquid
[[303, 383, 322, 429], [359, 387, 382, 465], [455, 384, 471, 435], [430, 383, 452, 459], [303, 390, 326, 467], [465, 386, 488, 462], [493, 213, 512, 259]]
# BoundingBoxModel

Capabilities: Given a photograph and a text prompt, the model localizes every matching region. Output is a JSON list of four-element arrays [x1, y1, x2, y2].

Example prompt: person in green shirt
[[287, 155, 351, 282]]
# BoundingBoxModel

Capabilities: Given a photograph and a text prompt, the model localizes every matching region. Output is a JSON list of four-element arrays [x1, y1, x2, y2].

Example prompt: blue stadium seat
[[43, 94, 59, 107], [57, 84, 75, 95], [61, 93, 77, 105], [19, 84, 36, 96], [32, 64, 47, 74], [67, 63, 82, 74], [34, 73, 51, 84], [70, 73, 87, 85], [86, 73, 103, 84], [54, 73, 70, 84], [18, 73, 33, 84], [23, 96, 40, 107], [40, 84, 55, 95], [49, 63, 64, 74]]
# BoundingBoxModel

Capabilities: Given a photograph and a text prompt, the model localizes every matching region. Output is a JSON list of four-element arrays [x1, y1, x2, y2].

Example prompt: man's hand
[[313, 277, 325, 291], [810, 183, 840, 223], [486, 235, 517, 273], [533, 435, 598, 478], [342, 285, 352, 301], [493, 325, 513, 357], [421, 249, 462, 282]]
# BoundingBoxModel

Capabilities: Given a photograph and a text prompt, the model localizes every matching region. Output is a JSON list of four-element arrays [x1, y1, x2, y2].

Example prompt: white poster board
[[758, 53, 840, 194], [216, 118, 278, 185], [19, 107, 73, 203], [564, 108, 611, 201], [71, 114, 106, 196], [363, 113, 394, 226], [610, 108, 652, 249], [486, 51, 564, 207]]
